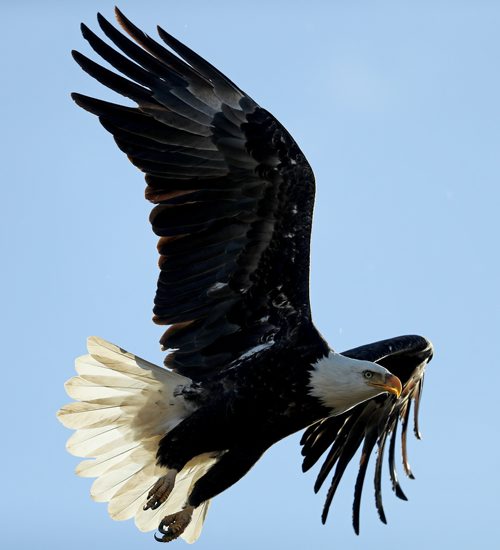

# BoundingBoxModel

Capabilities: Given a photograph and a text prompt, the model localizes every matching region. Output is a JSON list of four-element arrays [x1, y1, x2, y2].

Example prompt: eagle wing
[[300, 335, 434, 533], [73, 9, 326, 380]]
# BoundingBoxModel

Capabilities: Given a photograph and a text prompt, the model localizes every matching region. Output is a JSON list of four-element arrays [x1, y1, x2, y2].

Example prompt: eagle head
[[308, 352, 402, 415]]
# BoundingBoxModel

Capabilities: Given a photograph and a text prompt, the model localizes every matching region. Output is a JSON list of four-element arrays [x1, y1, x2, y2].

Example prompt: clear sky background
[[2, 1, 499, 548]]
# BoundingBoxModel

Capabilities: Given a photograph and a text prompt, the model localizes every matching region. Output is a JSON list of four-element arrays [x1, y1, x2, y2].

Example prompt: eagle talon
[[158, 516, 172, 535], [154, 506, 194, 543], [144, 470, 177, 511]]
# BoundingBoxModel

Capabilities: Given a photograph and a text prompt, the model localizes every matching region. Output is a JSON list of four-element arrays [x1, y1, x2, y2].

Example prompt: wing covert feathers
[[57, 337, 214, 543], [73, 10, 320, 379]]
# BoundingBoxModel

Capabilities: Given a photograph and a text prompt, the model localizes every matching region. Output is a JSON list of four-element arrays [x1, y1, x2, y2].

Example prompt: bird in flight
[[58, 8, 434, 544]]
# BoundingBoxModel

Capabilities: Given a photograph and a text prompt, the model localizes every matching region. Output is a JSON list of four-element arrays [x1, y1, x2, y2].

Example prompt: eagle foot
[[144, 470, 177, 511], [154, 506, 194, 543]]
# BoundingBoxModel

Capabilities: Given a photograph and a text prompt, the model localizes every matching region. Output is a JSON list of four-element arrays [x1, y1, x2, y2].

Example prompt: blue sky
[[2, 1, 499, 548]]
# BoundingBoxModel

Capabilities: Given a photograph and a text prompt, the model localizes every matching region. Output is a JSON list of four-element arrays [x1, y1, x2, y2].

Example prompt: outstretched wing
[[73, 9, 324, 380], [300, 335, 433, 533]]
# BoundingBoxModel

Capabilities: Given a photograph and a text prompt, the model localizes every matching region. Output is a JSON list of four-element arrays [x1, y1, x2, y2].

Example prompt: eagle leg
[[154, 506, 194, 543], [144, 470, 178, 511]]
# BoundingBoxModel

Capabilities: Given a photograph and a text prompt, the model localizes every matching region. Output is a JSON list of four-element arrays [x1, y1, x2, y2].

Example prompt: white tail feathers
[[57, 337, 216, 543]]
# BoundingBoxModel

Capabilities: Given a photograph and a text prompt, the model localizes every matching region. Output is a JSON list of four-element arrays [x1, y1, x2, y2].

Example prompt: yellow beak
[[369, 373, 402, 398]]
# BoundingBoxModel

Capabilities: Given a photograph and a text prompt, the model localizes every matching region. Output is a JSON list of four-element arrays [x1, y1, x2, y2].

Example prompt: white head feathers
[[308, 351, 402, 415]]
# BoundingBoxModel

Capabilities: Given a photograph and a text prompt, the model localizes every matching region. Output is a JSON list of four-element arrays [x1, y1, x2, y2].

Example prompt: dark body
[[159, 329, 330, 507]]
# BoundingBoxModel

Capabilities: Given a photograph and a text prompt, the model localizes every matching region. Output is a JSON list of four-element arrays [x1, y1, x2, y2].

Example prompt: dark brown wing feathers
[[73, 9, 321, 379]]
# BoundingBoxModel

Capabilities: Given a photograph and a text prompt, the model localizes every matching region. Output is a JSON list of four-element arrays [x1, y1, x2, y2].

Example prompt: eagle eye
[[363, 370, 374, 379]]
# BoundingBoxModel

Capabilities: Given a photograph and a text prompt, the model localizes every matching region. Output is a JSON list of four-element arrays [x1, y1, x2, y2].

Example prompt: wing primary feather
[[320, 415, 368, 524], [114, 8, 210, 91], [301, 418, 345, 473], [313, 415, 358, 493], [155, 25, 243, 99], [388, 423, 408, 501], [300, 420, 321, 448], [374, 430, 389, 525], [400, 400, 415, 479], [71, 93, 138, 117], [97, 13, 187, 89], [413, 377, 424, 439], [80, 23, 158, 90], [71, 50, 152, 103], [352, 429, 378, 535]]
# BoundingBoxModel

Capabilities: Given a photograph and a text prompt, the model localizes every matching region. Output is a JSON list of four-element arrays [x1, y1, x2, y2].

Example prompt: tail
[[57, 337, 216, 543]]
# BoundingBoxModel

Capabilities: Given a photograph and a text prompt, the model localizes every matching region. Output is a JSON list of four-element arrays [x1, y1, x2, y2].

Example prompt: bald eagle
[[57, 9, 434, 544]]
